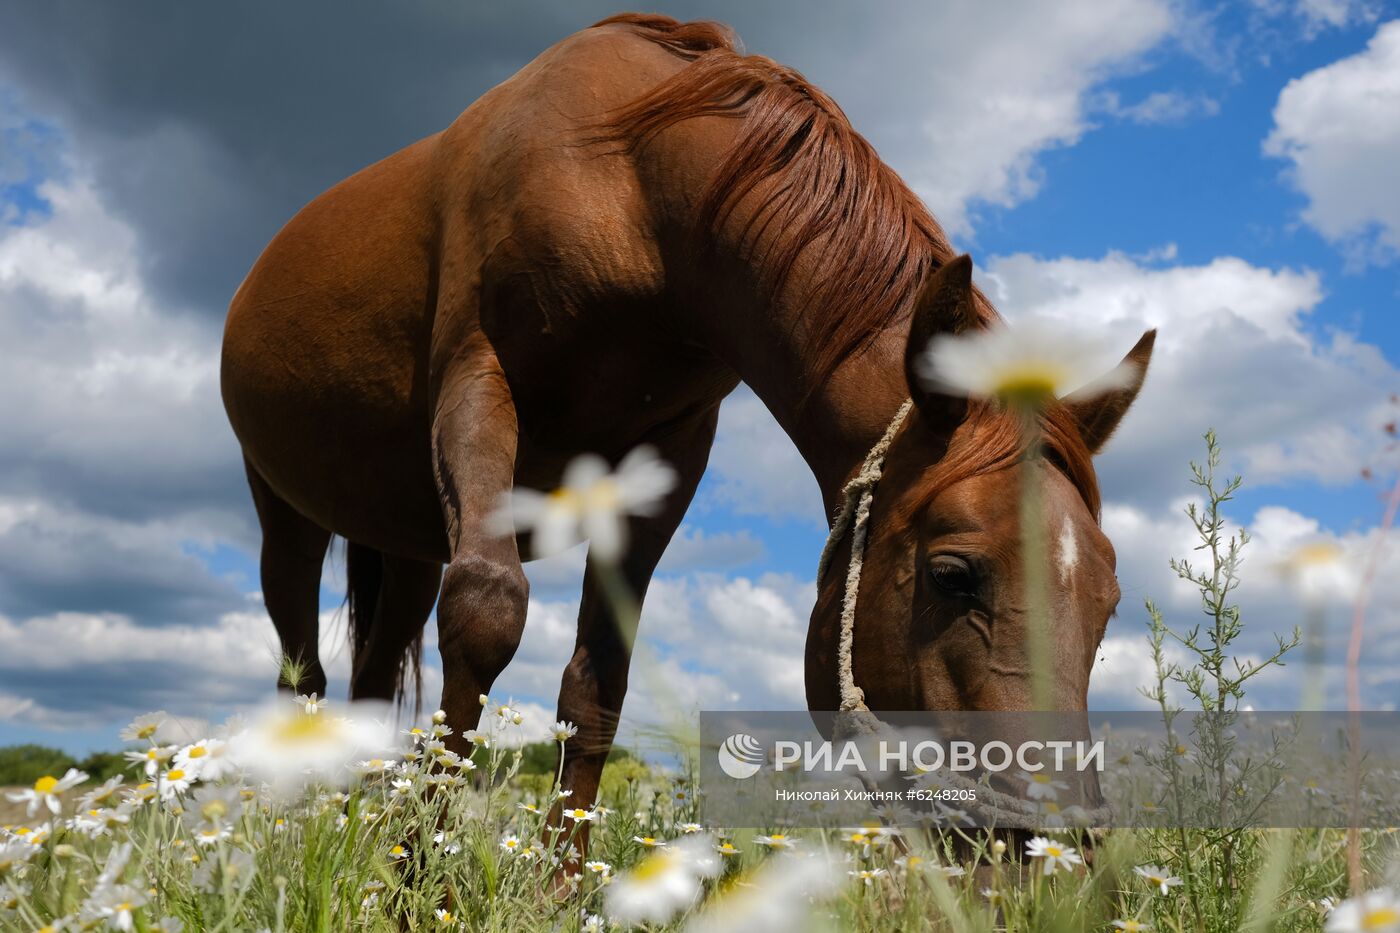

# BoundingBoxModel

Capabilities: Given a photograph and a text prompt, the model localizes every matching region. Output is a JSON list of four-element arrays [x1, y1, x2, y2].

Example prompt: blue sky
[[0, 0, 1397, 754]]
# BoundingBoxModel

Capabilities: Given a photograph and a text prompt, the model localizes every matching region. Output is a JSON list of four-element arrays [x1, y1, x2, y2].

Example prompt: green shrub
[[0, 744, 78, 785]]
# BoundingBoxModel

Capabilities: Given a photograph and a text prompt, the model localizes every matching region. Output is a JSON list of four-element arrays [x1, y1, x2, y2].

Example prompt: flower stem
[[1016, 406, 1054, 711]]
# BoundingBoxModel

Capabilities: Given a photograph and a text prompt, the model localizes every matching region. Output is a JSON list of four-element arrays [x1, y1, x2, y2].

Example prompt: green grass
[[0, 706, 1395, 932]]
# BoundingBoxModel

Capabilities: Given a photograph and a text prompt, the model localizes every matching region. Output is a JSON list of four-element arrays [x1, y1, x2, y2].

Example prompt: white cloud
[[808, 0, 1175, 234], [707, 388, 822, 524], [1095, 495, 1400, 710], [981, 250, 1397, 498], [1290, 0, 1380, 34], [0, 178, 237, 493], [1265, 20, 1400, 260], [1098, 90, 1221, 125], [490, 572, 815, 727]]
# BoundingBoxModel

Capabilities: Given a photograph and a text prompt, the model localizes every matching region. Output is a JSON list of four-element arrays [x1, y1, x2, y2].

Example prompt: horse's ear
[[904, 254, 978, 432], [1064, 329, 1156, 454]]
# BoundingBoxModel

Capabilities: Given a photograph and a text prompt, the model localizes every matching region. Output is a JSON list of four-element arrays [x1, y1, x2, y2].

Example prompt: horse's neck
[[728, 307, 912, 521]]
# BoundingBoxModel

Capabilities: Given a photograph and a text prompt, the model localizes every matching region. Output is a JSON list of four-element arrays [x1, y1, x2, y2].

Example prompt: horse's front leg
[[553, 406, 719, 819], [431, 354, 530, 755]]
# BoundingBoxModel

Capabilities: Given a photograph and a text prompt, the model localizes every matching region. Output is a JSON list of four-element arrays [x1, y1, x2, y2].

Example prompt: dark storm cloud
[[0, 659, 264, 720], [0, 504, 248, 624], [0, 1, 830, 316]]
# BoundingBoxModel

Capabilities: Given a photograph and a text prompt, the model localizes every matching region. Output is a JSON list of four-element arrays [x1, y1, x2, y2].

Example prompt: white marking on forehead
[[1057, 516, 1080, 585]]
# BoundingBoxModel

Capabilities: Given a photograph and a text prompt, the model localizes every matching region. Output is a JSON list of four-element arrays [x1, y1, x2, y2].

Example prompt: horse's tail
[[345, 540, 423, 711]]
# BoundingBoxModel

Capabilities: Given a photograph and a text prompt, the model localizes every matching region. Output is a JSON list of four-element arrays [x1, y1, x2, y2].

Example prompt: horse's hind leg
[[350, 553, 442, 703], [244, 458, 333, 695]]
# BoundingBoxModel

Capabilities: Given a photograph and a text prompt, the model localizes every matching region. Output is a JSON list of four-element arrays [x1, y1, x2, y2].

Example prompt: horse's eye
[[928, 555, 978, 597]]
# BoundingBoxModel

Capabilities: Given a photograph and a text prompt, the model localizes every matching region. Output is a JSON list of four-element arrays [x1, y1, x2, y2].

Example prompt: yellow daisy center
[[993, 368, 1064, 406], [272, 712, 340, 743], [1045, 845, 1063, 857], [188, 746, 208, 758], [1363, 908, 1400, 930], [630, 851, 674, 882], [549, 487, 583, 508], [33, 776, 58, 793]]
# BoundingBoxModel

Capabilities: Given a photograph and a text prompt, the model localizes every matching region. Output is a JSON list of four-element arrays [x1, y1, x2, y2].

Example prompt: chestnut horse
[[221, 14, 1152, 810]]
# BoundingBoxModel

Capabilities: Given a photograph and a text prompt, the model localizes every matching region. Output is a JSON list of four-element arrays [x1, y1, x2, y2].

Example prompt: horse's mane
[[593, 13, 997, 388], [594, 14, 1099, 519], [911, 401, 1103, 522]]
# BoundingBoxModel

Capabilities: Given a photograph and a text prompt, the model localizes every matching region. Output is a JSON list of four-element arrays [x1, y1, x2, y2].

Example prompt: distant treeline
[[0, 744, 130, 785]]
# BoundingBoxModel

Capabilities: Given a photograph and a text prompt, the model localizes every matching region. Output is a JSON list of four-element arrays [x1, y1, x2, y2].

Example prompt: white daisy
[[175, 739, 232, 782], [119, 712, 167, 743], [124, 745, 177, 777], [1134, 864, 1184, 896], [1017, 770, 1071, 801], [849, 868, 888, 887], [604, 835, 715, 926], [685, 851, 842, 933], [1325, 888, 1400, 933], [1024, 836, 1083, 876], [157, 767, 196, 799], [564, 807, 597, 823], [918, 318, 1139, 407], [88, 884, 147, 932], [6, 768, 87, 817], [0, 838, 36, 873], [192, 826, 231, 847], [225, 700, 395, 792], [294, 692, 326, 715], [552, 721, 579, 742], [76, 775, 124, 812], [488, 446, 677, 561], [754, 833, 797, 850]]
